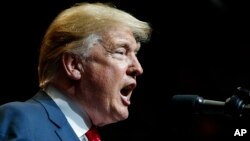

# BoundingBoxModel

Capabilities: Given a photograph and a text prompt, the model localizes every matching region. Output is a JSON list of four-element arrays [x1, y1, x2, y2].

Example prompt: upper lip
[[126, 82, 136, 90], [121, 81, 137, 96]]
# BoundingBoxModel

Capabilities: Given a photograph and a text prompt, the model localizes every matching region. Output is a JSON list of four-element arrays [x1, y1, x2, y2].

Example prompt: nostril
[[127, 66, 143, 78], [131, 71, 139, 79]]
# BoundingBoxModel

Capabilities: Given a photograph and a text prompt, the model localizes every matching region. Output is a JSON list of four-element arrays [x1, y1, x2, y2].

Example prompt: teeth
[[121, 94, 130, 106], [121, 95, 128, 101]]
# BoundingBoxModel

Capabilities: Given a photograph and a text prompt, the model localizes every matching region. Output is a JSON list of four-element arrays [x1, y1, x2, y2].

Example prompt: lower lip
[[121, 95, 131, 106]]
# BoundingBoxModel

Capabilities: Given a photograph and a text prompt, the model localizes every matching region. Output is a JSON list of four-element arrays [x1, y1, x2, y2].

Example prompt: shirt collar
[[45, 84, 92, 138]]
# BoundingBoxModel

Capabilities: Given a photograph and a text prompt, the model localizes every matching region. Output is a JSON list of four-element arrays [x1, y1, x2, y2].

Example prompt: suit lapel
[[32, 90, 80, 141]]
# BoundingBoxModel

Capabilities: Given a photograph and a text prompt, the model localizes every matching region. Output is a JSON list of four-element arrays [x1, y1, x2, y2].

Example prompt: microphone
[[170, 95, 250, 117]]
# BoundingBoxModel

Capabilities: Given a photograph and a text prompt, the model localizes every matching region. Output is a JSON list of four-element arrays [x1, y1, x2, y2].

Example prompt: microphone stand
[[224, 87, 250, 118]]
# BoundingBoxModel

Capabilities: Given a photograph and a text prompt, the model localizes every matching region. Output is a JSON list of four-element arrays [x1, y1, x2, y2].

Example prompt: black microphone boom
[[170, 95, 224, 115], [170, 95, 250, 117]]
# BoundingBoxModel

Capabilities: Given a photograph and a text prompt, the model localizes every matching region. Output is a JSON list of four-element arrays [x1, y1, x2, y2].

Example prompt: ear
[[61, 53, 82, 80]]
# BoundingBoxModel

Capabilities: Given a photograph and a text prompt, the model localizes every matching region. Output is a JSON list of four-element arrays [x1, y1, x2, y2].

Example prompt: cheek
[[97, 67, 124, 83], [98, 61, 127, 77], [92, 66, 126, 93], [88, 67, 116, 85], [108, 64, 127, 80], [86, 60, 128, 88]]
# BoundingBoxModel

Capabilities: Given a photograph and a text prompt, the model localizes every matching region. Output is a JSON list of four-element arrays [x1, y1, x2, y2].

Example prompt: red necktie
[[86, 126, 101, 141]]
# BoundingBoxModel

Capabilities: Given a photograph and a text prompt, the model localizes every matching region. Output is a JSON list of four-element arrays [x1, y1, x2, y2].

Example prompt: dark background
[[1, 0, 250, 140]]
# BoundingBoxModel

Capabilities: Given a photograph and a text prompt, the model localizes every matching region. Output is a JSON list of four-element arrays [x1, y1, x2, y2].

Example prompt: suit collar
[[32, 90, 80, 141]]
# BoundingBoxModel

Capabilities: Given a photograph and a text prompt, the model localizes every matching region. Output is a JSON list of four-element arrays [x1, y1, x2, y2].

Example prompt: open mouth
[[120, 84, 136, 106]]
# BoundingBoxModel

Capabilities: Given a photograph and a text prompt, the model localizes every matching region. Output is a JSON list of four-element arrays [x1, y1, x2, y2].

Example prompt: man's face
[[80, 26, 143, 126]]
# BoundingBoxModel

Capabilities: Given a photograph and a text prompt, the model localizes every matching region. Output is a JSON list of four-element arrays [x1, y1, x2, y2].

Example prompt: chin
[[117, 110, 129, 120]]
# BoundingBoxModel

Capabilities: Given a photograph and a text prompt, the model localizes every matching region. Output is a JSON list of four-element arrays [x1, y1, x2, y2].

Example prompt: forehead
[[101, 26, 138, 48]]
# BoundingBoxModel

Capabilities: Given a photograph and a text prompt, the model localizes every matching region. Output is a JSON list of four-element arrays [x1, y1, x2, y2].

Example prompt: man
[[0, 2, 151, 141]]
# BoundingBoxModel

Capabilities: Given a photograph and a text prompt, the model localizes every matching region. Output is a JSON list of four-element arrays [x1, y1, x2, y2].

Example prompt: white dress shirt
[[45, 85, 91, 141]]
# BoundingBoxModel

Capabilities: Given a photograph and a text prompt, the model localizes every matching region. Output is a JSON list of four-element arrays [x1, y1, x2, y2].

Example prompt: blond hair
[[38, 2, 151, 88]]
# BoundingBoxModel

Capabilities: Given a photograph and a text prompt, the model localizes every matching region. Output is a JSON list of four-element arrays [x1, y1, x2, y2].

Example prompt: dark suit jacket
[[0, 90, 80, 141]]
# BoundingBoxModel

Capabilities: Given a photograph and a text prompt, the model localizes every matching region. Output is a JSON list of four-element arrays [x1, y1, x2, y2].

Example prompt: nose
[[127, 55, 143, 78]]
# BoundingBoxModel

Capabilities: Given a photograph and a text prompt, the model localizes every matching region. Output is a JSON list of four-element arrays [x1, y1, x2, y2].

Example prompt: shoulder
[[0, 101, 38, 140], [0, 101, 43, 123], [0, 96, 52, 125], [0, 100, 39, 114], [0, 99, 54, 138], [0, 90, 54, 116]]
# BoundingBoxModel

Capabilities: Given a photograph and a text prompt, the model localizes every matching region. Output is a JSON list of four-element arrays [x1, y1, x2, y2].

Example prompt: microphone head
[[169, 94, 225, 115], [169, 95, 202, 115]]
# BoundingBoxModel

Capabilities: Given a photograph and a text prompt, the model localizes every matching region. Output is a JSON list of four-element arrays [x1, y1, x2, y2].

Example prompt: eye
[[114, 48, 126, 55]]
